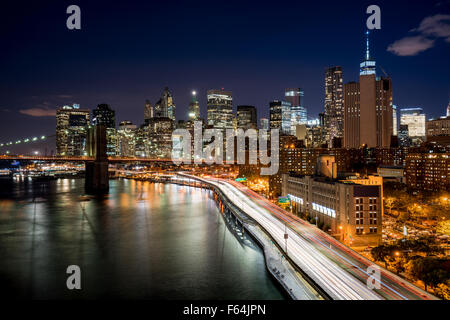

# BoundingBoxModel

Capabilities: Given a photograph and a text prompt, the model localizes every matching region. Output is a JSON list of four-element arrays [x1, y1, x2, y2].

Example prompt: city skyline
[[0, 0, 449, 143]]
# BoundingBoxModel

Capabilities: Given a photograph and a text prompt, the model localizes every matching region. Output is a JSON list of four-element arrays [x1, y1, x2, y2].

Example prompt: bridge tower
[[85, 125, 109, 193]]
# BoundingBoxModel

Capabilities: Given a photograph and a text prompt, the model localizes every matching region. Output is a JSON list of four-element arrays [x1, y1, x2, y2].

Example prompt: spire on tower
[[365, 30, 370, 60], [360, 30, 376, 76]]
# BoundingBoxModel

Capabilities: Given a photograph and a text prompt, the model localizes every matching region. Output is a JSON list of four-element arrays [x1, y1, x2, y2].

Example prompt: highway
[[182, 174, 436, 300]]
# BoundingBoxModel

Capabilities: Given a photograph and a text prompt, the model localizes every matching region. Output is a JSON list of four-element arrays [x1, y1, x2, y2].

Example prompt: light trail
[[180, 173, 436, 300]]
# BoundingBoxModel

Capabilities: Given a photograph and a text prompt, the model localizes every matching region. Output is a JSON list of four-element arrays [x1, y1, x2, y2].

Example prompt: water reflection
[[0, 178, 284, 300]]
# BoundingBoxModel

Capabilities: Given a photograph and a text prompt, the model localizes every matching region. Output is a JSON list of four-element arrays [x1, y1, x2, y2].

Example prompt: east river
[[0, 178, 284, 299]]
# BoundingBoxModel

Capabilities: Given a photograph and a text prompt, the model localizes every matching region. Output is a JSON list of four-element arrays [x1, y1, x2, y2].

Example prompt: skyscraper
[[260, 118, 269, 130], [144, 100, 153, 121], [93, 104, 117, 156], [285, 88, 307, 134], [344, 31, 393, 148], [324, 66, 344, 145], [236, 105, 257, 130], [56, 104, 90, 156], [447, 101, 450, 117], [93, 104, 116, 128], [400, 108, 426, 139], [188, 91, 200, 121], [270, 100, 291, 135], [117, 121, 137, 157], [207, 89, 233, 129], [393, 105, 398, 136], [154, 87, 176, 120], [398, 125, 410, 147]]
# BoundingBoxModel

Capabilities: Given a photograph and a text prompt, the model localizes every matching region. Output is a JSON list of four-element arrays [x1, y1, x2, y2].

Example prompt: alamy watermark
[[366, 264, 381, 290], [171, 121, 279, 175]]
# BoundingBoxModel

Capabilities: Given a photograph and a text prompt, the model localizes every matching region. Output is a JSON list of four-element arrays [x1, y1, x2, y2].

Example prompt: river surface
[[0, 177, 284, 299]]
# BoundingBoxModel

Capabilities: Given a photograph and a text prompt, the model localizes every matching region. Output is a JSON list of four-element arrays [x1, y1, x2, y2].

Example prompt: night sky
[[0, 0, 449, 153]]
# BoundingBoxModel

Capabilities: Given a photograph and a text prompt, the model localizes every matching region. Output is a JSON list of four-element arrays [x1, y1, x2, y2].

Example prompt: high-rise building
[[260, 118, 269, 130], [56, 104, 90, 156], [188, 91, 200, 121], [344, 31, 393, 148], [236, 105, 257, 130], [207, 89, 233, 129], [392, 105, 398, 136], [360, 31, 376, 76], [400, 108, 426, 140], [324, 67, 344, 145], [426, 116, 450, 145], [117, 121, 137, 157], [398, 124, 410, 147], [93, 104, 116, 128], [405, 152, 450, 192], [269, 100, 291, 135], [154, 87, 176, 120], [144, 100, 153, 122], [447, 101, 450, 117], [93, 104, 117, 156], [285, 88, 307, 134], [145, 117, 174, 158]]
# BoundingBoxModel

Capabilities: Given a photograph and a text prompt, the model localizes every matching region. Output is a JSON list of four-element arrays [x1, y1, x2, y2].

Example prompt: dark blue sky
[[0, 0, 449, 151]]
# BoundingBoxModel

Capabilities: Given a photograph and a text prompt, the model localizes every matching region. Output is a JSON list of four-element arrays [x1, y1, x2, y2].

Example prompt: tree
[[406, 257, 448, 292], [371, 245, 392, 268], [434, 281, 450, 300]]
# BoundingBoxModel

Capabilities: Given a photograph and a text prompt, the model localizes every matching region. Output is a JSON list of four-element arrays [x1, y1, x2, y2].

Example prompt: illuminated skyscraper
[[392, 105, 398, 136], [324, 66, 344, 145], [93, 104, 117, 156], [188, 91, 200, 120], [360, 31, 376, 76], [117, 121, 137, 157], [144, 100, 153, 121], [154, 87, 176, 120], [400, 108, 426, 139], [207, 89, 233, 129], [236, 105, 257, 130], [270, 100, 291, 135], [56, 104, 90, 156], [447, 101, 450, 117], [344, 31, 393, 148], [260, 118, 269, 130], [285, 88, 307, 134]]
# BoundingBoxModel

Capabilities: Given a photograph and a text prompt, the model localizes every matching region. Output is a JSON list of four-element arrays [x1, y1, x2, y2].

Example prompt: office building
[[426, 116, 450, 145], [236, 105, 257, 130], [393, 105, 398, 136], [344, 31, 393, 148], [285, 88, 307, 134], [260, 118, 269, 130], [145, 117, 174, 158], [56, 104, 90, 156], [188, 91, 200, 121], [93, 104, 117, 156], [144, 100, 153, 122], [282, 156, 383, 247], [154, 87, 176, 121], [207, 89, 233, 129], [117, 121, 137, 157], [324, 66, 344, 145], [400, 108, 426, 141], [269, 100, 291, 135], [398, 125, 410, 147]]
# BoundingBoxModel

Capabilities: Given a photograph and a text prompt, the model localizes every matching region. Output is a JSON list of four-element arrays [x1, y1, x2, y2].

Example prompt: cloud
[[387, 36, 435, 56], [19, 107, 56, 117], [414, 14, 450, 38], [387, 14, 450, 56]]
